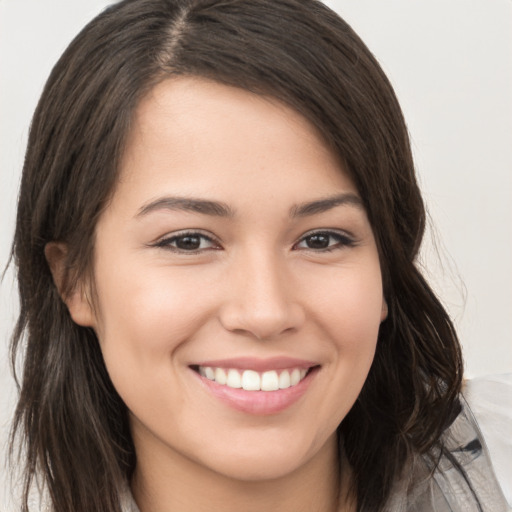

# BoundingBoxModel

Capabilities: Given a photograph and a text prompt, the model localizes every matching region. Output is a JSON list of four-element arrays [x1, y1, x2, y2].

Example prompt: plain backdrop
[[1, 0, 511, 508]]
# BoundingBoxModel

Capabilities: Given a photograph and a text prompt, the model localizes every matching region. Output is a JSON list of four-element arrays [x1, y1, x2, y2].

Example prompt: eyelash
[[294, 230, 356, 252], [153, 229, 356, 254], [153, 231, 221, 253]]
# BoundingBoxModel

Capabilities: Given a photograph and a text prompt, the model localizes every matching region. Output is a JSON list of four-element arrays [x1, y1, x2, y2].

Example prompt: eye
[[154, 231, 220, 253], [294, 230, 355, 251]]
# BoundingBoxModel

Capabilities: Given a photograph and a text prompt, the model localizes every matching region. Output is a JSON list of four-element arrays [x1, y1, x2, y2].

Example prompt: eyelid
[[293, 228, 357, 251], [152, 230, 222, 252], [149, 228, 356, 254]]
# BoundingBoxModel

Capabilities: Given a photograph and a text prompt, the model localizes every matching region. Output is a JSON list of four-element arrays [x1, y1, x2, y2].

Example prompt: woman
[[8, 0, 508, 511]]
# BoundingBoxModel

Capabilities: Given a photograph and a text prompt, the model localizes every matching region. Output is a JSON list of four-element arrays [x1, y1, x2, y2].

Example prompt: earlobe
[[380, 297, 388, 322], [44, 242, 96, 327]]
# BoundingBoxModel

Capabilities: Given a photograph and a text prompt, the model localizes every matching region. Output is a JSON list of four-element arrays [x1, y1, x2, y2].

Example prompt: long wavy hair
[[9, 0, 463, 510]]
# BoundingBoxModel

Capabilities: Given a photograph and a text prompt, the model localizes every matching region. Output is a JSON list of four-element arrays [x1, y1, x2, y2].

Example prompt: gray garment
[[464, 374, 512, 504], [121, 398, 510, 512], [382, 398, 510, 511]]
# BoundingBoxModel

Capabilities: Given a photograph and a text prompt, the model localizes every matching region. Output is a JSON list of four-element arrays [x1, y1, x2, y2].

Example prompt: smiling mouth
[[190, 362, 320, 415], [190, 365, 316, 392]]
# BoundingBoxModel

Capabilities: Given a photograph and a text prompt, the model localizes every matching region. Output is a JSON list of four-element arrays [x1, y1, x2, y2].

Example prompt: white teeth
[[226, 369, 242, 388], [278, 370, 291, 389], [197, 366, 311, 391], [215, 367, 227, 385], [261, 370, 279, 391], [290, 369, 301, 386], [242, 370, 261, 391]]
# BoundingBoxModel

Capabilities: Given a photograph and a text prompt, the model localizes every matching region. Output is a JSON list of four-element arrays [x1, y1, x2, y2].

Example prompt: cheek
[[91, 262, 215, 382], [312, 263, 383, 396], [313, 263, 384, 348]]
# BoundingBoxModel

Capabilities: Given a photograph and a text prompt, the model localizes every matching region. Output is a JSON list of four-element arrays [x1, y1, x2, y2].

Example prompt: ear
[[380, 296, 388, 322], [44, 242, 96, 327]]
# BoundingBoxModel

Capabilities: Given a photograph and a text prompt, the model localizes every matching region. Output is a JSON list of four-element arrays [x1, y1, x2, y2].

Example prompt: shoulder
[[119, 483, 141, 512], [464, 373, 512, 505], [385, 390, 511, 512]]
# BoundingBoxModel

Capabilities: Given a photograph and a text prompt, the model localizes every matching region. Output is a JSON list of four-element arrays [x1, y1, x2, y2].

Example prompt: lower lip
[[192, 367, 318, 415]]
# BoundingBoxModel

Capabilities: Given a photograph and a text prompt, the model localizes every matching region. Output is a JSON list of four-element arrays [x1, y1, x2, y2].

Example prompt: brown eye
[[175, 235, 202, 250], [155, 232, 219, 253], [295, 231, 355, 251], [304, 234, 331, 249]]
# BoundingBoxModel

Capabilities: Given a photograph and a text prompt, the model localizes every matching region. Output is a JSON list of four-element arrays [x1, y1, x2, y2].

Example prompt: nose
[[218, 252, 305, 340]]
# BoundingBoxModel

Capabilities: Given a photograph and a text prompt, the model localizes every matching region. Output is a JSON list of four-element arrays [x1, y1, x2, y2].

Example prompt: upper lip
[[191, 357, 318, 372]]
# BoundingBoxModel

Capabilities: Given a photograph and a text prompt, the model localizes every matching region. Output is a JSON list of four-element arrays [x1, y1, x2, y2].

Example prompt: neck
[[131, 432, 355, 512]]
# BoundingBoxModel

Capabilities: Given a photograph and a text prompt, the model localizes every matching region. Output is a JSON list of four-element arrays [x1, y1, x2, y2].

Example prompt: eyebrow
[[289, 193, 364, 217], [137, 197, 234, 218], [136, 193, 363, 219]]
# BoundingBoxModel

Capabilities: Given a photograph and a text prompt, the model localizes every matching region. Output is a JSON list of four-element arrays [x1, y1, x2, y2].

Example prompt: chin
[[208, 454, 307, 482], [195, 431, 328, 483]]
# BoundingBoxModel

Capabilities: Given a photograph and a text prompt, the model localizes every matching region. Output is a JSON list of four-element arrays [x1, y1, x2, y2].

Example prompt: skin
[[48, 77, 387, 512]]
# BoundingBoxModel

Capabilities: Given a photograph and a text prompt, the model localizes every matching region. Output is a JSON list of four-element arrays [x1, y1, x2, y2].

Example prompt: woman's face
[[73, 77, 387, 482]]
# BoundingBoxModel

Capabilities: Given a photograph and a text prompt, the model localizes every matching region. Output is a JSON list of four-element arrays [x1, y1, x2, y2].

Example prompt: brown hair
[[9, 1, 463, 510]]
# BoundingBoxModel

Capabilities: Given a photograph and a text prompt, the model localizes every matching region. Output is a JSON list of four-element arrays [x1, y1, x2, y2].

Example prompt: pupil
[[177, 235, 200, 250], [307, 234, 329, 249]]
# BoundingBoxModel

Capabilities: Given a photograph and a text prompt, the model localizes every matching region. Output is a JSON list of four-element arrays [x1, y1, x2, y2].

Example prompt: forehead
[[113, 76, 358, 213]]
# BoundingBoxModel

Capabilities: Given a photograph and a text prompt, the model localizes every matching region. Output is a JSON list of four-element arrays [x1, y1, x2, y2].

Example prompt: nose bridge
[[219, 246, 304, 339]]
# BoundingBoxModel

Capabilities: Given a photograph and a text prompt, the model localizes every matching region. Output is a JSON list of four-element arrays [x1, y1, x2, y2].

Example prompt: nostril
[[217, 290, 305, 341]]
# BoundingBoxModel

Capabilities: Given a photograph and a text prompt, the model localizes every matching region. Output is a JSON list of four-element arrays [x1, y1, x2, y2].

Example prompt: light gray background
[[1, 0, 511, 509]]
